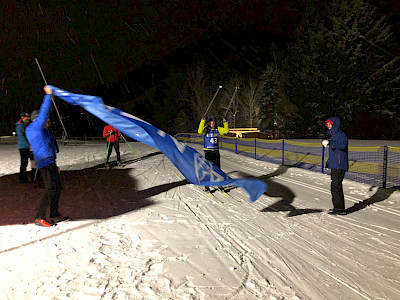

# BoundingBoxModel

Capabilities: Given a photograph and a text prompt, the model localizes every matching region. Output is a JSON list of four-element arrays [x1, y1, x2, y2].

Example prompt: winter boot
[[50, 215, 70, 225], [35, 219, 53, 227]]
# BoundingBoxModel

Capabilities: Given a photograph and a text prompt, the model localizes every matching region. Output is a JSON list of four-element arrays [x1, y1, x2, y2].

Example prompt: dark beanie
[[20, 112, 29, 118]]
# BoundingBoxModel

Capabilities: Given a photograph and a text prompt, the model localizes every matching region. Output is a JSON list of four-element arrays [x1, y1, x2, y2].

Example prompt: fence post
[[255, 138, 257, 159], [235, 137, 238, 154], [382, 145, 388, 188], [321, 146, 325, 173], [282, 139, 285, 166]]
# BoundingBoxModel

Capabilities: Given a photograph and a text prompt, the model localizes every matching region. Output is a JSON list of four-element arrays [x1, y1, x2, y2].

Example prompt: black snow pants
[[205, 150, 221, 168], [36, 163, 62, 219], [19, 148, 30, 183], [330, 169, 346, 210], [106, 141, 121, 163]]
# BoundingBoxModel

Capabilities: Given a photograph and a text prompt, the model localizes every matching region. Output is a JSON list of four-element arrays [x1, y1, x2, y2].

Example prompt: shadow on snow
[[0, 152, 166, 226], [227, 165, 323, 217], [346, 186, 395, 214]]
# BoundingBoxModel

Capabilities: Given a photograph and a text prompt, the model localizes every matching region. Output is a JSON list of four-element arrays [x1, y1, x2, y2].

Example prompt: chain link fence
[[175, 133, 400, 188]]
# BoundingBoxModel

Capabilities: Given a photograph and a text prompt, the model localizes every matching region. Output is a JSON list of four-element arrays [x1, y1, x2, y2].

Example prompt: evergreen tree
[[259, 64, 280, 132], [284, 0, 399, 138], [259, 62, 297, 137]]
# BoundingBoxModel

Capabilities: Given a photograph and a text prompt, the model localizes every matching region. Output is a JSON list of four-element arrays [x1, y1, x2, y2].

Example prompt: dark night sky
[[1, 0, 399, 135], [1, 1, 294, 96]]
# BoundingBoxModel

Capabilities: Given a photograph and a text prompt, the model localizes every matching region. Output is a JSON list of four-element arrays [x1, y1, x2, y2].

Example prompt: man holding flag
[[26, 86, 68, 227]]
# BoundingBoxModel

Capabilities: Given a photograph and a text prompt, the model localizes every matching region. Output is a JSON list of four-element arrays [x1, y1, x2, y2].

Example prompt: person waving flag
[[50, 85, 267, 202]]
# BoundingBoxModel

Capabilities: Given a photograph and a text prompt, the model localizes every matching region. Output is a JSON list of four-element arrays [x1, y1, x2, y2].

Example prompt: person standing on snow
[[103, 124, 122, 167], [29, 147, 42, 188], [198, 115, 229, 191], [15, 112, 31, 183], [26, 86, 68, 227], [322, 117, 348, 215]]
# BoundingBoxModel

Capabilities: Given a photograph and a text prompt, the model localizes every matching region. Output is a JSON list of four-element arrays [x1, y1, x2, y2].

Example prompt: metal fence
[[175, 133, 400, 189]]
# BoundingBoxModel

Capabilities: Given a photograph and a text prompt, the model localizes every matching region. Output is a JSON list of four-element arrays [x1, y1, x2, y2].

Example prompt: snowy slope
[[0, 141, 399, 300]]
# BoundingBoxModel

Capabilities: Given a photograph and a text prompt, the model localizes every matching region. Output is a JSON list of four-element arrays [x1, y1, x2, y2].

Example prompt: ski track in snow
[[0, 141, 399, 299]]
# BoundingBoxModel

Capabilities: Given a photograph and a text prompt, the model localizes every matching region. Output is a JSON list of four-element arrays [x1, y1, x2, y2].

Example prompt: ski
[[202, 188, 224, 203], [215, 189, 240, 202], [101, 162, 126, 170], [113, 164, 126, 169]]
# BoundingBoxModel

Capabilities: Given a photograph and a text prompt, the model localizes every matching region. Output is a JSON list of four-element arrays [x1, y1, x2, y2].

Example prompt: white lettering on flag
[[157, 130, 166, 137], [171, 136, 186, 154], [194, 153, 224, 183], [120, 111, 152, 126]]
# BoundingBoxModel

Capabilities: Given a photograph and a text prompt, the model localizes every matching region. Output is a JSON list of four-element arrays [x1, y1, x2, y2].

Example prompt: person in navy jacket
[[322, 117, 348, 215], [15, 112, 31, 183], [26, 86, 68, 227]]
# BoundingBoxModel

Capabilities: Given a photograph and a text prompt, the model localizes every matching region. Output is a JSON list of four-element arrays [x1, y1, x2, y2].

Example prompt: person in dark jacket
[[26, 86, 68, 227], [15, 112, 31, 183], [103, 124, 121, 167], [322, 117, 348, 215]]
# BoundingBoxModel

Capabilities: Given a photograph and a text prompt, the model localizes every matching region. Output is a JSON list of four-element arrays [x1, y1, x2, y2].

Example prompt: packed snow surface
[[0, 139, 399, 299]]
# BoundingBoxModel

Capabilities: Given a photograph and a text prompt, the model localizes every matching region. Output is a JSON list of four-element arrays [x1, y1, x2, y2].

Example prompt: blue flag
[[50, 86, 267, 202]]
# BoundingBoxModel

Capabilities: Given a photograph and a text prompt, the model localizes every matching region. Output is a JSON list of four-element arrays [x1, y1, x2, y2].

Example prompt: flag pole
[[34, 58, 69, 143], [204, 85, 222, 116]]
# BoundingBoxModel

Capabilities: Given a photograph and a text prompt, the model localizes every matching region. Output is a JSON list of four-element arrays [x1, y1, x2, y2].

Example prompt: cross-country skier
[[198, 115, 229, 191], [103, 124, 122, 168]]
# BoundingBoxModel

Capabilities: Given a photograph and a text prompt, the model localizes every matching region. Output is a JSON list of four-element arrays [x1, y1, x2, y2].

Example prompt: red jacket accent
[[103, 125, 121, 142]]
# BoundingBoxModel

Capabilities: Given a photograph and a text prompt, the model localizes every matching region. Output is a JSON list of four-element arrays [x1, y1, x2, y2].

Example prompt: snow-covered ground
[[0, 139, 399, 300]]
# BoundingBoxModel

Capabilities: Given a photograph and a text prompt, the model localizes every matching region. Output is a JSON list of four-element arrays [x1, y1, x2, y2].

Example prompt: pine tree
[[283, 0, 399, 137], [259, 62, 297, 136], [259, 64, 280, 132]]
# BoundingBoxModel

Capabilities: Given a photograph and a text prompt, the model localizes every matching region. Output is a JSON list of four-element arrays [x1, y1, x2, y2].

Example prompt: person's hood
[[326, 117, 341, 134]]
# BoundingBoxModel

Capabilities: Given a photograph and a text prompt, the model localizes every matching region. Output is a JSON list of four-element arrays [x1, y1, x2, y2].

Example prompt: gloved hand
[[322, 140, 329, 148], [201, 116, 206, 121], [222, 117, 227, 123]]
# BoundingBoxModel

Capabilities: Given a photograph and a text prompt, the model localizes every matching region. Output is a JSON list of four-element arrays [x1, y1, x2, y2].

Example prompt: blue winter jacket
[[26, 94, 58, 169], [326, 117, 348, 171], [15, 120, 30, 149]]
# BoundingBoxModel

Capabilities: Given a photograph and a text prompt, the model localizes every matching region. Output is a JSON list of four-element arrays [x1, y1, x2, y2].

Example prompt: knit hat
[[31, 110, 39, 121], [325, 119, 333, 125], [20, 112, 29, 118], [208, 116, 216, 122]]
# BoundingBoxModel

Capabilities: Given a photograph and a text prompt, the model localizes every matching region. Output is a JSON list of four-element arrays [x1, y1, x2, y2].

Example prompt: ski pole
[[224, 86, 239, 118], [105, 132, 112, 165], [120, 134, 141, 162], [204, 85, 222, 116]]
